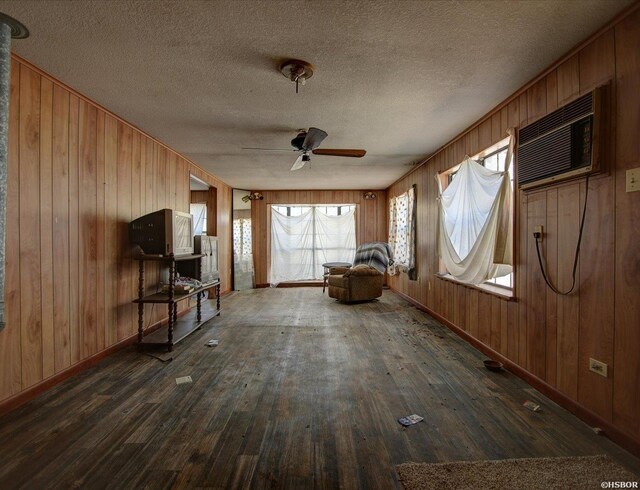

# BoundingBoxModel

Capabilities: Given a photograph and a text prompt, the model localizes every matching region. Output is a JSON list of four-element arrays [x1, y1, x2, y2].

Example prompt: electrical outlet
[[534, 225, 543, 242], [589, 358, 608, 378], [627, 168, 640, 193]]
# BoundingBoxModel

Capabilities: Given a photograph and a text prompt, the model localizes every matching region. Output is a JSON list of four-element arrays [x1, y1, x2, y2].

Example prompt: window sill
[[436, 273, 515, 301]]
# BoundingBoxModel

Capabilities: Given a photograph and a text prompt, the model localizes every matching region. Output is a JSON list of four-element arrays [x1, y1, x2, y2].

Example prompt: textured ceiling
[[0, 0, 632, 190]]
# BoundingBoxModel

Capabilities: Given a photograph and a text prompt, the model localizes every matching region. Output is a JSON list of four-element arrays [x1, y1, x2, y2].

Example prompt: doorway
[[189, 175, 216, 236], [186, 175, 220, 304]]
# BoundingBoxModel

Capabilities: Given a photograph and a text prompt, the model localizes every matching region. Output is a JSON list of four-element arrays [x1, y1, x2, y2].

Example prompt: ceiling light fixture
[[241, 192, 264, 203], [363, 192, 377, 200], [279, 59, 314, 94], [0, 12, 29, 39]]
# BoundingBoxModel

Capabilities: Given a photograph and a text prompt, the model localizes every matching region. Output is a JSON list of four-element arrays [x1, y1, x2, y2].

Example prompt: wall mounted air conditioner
[[517, 83, 610, 190]]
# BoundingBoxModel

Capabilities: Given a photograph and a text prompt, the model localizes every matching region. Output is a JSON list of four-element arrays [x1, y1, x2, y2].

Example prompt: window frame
[[268, 204, 357, 282], [437, 136, 515, 295]]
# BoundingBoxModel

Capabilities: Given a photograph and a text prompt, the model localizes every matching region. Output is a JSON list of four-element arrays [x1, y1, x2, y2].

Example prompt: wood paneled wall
[[0, 55, 233, 405], [387, 11, 640, 449], [251, 190, 387, 285]]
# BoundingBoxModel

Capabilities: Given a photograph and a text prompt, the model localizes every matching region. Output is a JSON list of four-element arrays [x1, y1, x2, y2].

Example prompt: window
[[270, 204, 356, 283], [190, 203, 207, 235], [439, 134, 514, 289], [273, 205, 353, 217], [388, 185, 417, 278]]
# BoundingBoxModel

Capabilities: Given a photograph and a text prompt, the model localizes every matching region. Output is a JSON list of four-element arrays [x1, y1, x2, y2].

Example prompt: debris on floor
[[523, 400, 541, 412], [592, 427, 603, 435], [206, 339, 219, 347], [175, 376, 193, 385], [398, 414, 424, 426]]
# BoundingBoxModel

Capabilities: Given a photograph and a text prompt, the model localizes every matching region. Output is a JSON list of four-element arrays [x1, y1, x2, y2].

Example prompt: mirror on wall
[[233, 189, 254, 290]]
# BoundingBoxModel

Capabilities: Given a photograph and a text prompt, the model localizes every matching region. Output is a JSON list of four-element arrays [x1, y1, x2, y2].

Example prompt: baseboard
[[0, 308, 189, 418], [255, 282, 323, 288], [389, 286, 640, 459]]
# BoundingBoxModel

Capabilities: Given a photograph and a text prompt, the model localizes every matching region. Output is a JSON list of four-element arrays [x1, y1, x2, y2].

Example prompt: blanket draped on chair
[[352, 242, 393, 274]]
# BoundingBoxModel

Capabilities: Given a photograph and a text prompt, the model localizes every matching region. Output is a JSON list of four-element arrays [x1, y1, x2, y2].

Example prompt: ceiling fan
[[242, 127, 366, 171]]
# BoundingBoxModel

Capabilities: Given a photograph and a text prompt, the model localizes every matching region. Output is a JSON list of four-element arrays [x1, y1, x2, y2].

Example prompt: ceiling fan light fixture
[[279, 59, 314, 94], [242, 192, 263, 202], [0, 13, 29, 39]]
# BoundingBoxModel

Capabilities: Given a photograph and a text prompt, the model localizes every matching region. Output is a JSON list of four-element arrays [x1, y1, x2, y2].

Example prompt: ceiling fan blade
[[290, 154, 306, 171], [242, 147, 295, 152], [311, 149, 366, 158], [302, 127, 328, 151]]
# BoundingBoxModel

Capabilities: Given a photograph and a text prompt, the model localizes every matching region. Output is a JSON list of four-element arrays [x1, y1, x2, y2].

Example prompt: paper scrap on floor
[[398, 414, 424, 426], [206, 339, 219, 347], [523, 400, 541, 412], [175, 376, 193, 385]]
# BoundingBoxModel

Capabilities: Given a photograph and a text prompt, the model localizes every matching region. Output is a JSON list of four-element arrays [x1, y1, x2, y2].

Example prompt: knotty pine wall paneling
[[0, 55, 233, 406], [386, 11, 640, 451], [251, 190, 387, 285]]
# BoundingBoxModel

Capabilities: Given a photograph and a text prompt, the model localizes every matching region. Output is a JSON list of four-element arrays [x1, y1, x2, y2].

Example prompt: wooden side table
[[322, 262, 352, 293]]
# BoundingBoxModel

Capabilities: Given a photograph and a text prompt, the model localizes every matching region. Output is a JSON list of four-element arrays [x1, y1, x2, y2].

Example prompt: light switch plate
[[627, 168, 640, 193], [589, 358, 608, 378]]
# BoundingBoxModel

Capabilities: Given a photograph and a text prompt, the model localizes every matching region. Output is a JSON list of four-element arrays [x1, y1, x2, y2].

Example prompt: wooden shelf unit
[[133, 253, 221, 351]]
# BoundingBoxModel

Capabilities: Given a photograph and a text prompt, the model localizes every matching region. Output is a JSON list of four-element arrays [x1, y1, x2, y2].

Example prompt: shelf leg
[[197, 254, 203, 323], [216, 283, 221, 315], [137, 260, 145, 345], [197, 292, 202, 323], [168, 257, 175, 350], [167, 303, 174, 349]]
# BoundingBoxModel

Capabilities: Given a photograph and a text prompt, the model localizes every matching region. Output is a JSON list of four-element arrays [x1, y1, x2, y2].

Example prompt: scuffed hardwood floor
[[0, 288, 638, 489]]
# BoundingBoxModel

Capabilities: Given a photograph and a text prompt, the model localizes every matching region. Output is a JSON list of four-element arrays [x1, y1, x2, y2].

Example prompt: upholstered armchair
[[327, 264, 384, 303]]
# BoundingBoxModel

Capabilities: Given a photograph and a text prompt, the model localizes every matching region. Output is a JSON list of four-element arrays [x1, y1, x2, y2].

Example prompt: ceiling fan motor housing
[[291, 132, 306, 151]]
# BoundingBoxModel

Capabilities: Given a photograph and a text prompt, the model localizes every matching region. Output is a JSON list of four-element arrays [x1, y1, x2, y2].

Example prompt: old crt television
[[129, 209, 194, 256], [177, 236, 220, 286]]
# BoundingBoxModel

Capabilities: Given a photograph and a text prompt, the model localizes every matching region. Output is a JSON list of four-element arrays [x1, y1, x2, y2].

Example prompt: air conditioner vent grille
[[519, 92, 593, 145], [518, 125, 573, 184], [563, 92, 593, 121]]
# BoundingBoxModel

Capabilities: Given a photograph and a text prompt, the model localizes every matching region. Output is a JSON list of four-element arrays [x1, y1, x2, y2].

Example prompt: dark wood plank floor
[[0, 288, 638, 489]]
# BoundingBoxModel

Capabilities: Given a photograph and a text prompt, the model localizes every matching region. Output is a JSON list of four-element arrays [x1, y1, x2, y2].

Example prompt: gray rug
[[396, 455, 638, 490]]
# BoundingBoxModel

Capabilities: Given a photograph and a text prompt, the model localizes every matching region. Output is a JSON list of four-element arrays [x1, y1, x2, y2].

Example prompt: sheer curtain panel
[[270, 206, 356, 285], [436, 130, 514, 284]]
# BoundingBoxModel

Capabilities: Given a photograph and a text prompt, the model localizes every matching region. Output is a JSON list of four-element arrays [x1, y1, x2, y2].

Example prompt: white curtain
[[270, 206, 356, 284], [388, 186, 416, 277], [436, 131, 514, 284]]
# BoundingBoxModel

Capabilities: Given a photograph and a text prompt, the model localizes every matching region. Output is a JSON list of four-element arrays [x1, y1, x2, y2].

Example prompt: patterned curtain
[[388, 185, 417, 278], [233, 218, 252, 256], [233, 218, 253, 272]]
